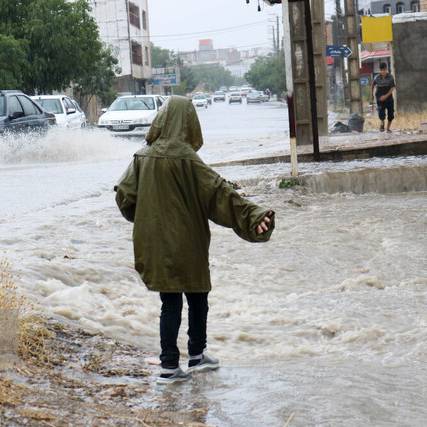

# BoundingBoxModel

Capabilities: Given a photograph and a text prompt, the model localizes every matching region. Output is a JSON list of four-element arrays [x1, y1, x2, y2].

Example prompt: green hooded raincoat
[[115, 96, 275, 293]]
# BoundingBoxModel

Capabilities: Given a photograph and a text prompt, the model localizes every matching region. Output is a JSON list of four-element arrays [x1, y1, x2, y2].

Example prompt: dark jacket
[[115, 96, 275, 293]]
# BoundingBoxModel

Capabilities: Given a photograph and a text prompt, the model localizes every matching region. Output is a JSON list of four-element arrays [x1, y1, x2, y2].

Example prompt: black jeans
[[159, 292, 209, 369], [377, 97, 394, 122]]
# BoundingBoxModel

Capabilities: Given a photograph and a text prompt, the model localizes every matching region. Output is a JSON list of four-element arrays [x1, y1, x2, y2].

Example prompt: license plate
[[113, 125, 129, 130]]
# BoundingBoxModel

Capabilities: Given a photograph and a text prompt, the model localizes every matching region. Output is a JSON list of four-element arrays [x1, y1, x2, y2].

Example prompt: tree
[[74, 47, 121, 110], [245, 54, 286, 96], [190, 64, 235, 92], [0, 0, 118, 102], [151, 44, 176, 68], [0, 35, 27, 88]]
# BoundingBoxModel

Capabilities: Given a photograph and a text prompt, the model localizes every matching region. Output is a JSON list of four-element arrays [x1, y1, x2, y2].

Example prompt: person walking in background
[[372, 62, 396, 133], [115, 96, 275, 385]]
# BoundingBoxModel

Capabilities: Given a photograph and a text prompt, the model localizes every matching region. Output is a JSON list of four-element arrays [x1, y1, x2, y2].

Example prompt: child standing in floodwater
[[115, 96, 274, 385]]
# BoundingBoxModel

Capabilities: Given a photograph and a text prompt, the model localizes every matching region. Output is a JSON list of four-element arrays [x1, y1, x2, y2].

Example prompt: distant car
[[240, 87, 252, 97], [192, 94, 208, 109], [246, 90, 263, 104], [219, 86, 228, 92], [229, 92, 243, 104], [229, 86, 239, 92], [31, 95, 86, 129], [98, 95, 164, 136], [0, 90, 55, 135], [213, 91, 226, 102]]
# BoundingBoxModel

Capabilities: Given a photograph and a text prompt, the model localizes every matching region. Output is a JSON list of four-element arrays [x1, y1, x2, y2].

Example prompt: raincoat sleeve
[[196, 162, 275, 243], [114, 157, 139, 223]]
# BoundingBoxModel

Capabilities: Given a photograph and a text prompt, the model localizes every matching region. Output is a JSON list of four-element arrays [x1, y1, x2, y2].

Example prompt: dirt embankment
[[0, 261, 211, 427]]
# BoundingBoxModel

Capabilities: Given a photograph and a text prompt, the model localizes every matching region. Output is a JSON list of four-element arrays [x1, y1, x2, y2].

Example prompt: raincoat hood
[[145, 95, 203, 152]]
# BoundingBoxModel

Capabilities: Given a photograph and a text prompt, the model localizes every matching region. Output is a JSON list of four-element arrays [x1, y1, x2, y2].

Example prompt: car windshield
[[231, 93, 240, 97], [37, 99, 64, 114], [0, 96, 5, 116], [109, 97, 155, 111], [215, 91, 224, 95], [193, 95, 205, 100]]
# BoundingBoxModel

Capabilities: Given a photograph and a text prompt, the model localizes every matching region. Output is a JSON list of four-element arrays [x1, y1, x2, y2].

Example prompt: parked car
[[202, 93, 212, 105], [31, 95, 86, 128], [98, 95, 164, 137], [213, 91, 226, 102], [246, 90, 263, 104], [229, 92, 243, 104], [192, 94, 208, 109], [0, 90, 55, 135]]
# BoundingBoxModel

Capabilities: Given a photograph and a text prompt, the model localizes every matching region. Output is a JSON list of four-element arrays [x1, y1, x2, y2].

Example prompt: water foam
[[0, 127, 142, 164]]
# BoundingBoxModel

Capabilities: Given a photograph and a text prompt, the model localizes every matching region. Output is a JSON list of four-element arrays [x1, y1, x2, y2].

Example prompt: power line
[[100, 20, 269, 42]]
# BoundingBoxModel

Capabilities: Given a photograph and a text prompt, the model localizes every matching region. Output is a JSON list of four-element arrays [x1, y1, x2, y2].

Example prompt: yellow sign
[[361, 16, 393, 43]]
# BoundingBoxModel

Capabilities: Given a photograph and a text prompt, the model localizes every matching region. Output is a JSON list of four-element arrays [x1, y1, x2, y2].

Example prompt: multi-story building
[[370, 0, 421, 14], [421, 0, 427, 11], [87, 0, 152, 94]]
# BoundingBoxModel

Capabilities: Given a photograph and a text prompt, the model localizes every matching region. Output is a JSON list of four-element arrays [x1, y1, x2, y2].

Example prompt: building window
[[144, 46, 149, 65], [383, 4, 391, 13], [142, 10, 147, 30], [396, 2, 405, 13], [132, 41, 143, 65], [411, 1, 420, 12], [129, 2, 140, 28]]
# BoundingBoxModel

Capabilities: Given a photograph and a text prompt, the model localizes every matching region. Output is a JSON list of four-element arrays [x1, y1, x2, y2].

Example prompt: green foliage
[[191, 64, 235, 92], [151, 44, 176, 68], [74, 47, 121, 109], [0, 0, 118, 102], [173, 66, 196, 95], [245, 53, 286, 96], [279, 178, 299, 189], [0, 35, 27, 88]]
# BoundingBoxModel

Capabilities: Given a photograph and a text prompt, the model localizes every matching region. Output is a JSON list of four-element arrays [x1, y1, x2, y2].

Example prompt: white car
[[192, 94, 208, 109], [246, 90, 263, 104], [98, 95, 164, 136], [31, 95, 87, 128], [229, 93, 243, 104]]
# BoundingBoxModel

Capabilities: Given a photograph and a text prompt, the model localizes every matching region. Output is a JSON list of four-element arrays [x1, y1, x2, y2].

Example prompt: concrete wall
[[393, 14, 427, 111]]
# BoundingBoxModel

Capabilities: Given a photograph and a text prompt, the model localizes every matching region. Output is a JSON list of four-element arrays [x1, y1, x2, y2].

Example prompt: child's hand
[[256, 212, 273, 235]]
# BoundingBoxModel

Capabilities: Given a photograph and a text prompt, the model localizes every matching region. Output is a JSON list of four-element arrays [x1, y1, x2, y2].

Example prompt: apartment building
[[87, 0, 152, 94], [370, 0, 421, 14]]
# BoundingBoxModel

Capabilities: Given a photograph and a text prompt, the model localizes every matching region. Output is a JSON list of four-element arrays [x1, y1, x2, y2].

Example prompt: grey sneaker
[[187, 354, 220, 373], [156, 367, 191, 385]]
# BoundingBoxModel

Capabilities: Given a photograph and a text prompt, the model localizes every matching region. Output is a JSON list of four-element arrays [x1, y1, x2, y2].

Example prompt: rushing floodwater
[[1, 101, 426, 426]]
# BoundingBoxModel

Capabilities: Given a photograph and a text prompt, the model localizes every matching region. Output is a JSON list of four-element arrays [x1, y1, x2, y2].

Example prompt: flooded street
[[1, 101, 426, 426]]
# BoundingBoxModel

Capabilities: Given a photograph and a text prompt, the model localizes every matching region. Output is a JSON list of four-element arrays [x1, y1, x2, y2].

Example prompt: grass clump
[[0, 259, 52, 367], [279, 178, 299, 189], [365, 110, 427, 132]]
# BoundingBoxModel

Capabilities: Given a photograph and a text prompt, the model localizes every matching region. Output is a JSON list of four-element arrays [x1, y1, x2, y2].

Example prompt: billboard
[[362, 16, 393, 43], [151, 67, 180, 87]]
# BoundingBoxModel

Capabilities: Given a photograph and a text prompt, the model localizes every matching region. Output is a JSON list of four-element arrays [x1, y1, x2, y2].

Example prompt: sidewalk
[[210, 132, 427, 167]]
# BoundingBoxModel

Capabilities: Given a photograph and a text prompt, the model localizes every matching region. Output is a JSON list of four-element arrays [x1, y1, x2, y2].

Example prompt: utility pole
[[282, 1, 298, 176], [272, 25, 277, 52], [276, 15, 280, 54], [343, 0, 363, 115]]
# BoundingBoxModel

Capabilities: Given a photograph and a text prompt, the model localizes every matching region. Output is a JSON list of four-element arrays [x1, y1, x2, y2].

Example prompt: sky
[[148, 0, 283, 52], [148, 1, 371, 53]]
